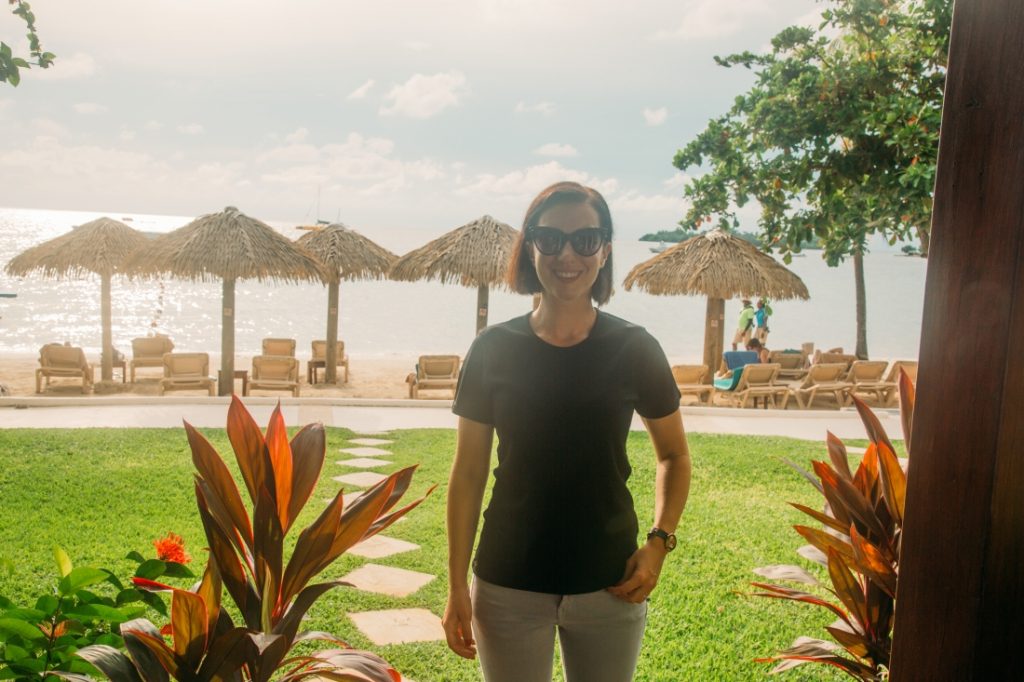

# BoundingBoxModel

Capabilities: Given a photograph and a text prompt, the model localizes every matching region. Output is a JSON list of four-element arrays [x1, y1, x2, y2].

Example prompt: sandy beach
[[0, 352, 430, 400]]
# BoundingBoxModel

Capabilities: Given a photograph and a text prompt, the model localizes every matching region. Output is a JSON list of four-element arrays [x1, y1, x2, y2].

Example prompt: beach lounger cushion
[[35, 343, 94, 394], [130, 334, 175, 381], [159, 352, 215, 396], [248, 355, 300, 397], [407, 355, 460, 398]]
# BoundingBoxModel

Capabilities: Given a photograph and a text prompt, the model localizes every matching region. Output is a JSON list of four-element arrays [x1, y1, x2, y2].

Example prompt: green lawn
[[0, 423, 879, 681]]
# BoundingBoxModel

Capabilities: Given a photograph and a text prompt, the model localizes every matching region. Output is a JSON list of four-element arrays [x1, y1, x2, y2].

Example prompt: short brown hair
[[506, 181, 615, 305]]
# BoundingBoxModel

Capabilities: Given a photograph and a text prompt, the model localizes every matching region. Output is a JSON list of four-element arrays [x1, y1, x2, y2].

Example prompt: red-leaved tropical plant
[[751, 370, 915, 680], [76, 396, 433, 682]]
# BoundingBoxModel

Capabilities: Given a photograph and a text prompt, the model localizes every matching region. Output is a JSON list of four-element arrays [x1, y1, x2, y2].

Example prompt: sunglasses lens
[[532, 229, 564, 255], [571, 230, 603, 256]]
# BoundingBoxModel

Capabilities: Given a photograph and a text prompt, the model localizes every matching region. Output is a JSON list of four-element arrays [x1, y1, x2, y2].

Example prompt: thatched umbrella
[[124, 207, 328, 396], [389, 215, 518, 334], [623, 229, 810, 379], [5, 217, 149, 381], [296, 223, 398, 383]]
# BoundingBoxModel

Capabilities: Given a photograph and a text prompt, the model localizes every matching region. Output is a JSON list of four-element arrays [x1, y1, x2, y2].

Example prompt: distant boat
[[0, 292, 16, 298], [649, 241, 668, 253]]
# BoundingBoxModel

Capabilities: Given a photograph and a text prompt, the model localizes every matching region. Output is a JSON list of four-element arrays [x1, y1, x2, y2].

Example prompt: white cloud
[[33, 52, 96, 80], [31, 118, 70, 139], [663, 172, 692, 190], [533, 143, 578, 158], [144, 120, 163, 131], [515, 100, 555, 116], [73, 102, 108, 115], [655, 0, 771, 40], [119, 130, 137, 142], [456, 161, 617, 200], [380, 71, 468, 119], [643, 107, 668, 126], [284, 128, 309, 144], [176, 123, 205, 135], [347, 79, 375, 100], [611, 189, 687, 213]]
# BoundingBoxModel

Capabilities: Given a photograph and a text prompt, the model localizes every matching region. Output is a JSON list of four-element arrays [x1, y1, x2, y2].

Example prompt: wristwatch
[[647, 527, 677, 552]]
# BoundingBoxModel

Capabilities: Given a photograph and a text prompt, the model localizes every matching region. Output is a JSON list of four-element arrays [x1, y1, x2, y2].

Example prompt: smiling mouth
[[554, 270, 582, 281]]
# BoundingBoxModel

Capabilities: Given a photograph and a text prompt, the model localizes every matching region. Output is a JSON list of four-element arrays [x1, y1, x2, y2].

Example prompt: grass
[[0, 423, 891, 681]]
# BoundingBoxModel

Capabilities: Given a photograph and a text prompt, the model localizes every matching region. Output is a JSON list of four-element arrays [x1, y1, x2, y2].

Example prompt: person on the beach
[[746, 337, 770, 364], [443, 181, 692, 682], [754, 298, 772, 343], [732, 298, 755, 350]]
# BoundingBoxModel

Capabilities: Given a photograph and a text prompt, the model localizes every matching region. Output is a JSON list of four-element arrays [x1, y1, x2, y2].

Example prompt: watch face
[[665, 534, 678, 551]]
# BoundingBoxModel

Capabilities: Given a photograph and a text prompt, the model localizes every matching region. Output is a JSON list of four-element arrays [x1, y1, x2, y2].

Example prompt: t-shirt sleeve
[[452, 333, 494, 424], [634, 332, 681, 420]]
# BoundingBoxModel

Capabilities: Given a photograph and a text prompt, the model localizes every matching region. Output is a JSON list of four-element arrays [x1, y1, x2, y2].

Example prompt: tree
[[673, 0, 950, 359], [2, 1, 55, 86]]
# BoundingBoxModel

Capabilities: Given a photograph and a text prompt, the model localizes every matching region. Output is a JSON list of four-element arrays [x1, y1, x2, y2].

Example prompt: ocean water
[[0, 207, 927, 362]]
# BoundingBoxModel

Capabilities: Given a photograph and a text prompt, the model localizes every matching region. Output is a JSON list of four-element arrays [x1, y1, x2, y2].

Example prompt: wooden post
[[476, 284, 489, 335], [702, 297, 725, 382], [890, 1, 1024, 678], [325, 281, 339, 383], [219, 277, 235, 397], [100, 272, 112, 382]]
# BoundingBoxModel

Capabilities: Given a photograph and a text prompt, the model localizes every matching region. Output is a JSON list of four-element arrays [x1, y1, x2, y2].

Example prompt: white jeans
[[471, 577, 648, 682]]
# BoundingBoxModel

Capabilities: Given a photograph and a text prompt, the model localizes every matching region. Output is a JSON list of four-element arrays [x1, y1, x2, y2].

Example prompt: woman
[[442, 181, 692, 682], [746, 337, 771, 364]]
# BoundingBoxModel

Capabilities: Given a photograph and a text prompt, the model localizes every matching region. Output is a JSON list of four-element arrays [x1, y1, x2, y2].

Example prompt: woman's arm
[[607, 408, 691, 604], [442, 416, 494, 659]]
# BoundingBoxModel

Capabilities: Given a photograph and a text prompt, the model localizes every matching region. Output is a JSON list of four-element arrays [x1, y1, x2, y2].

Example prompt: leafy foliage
[[673, 0, 950, 355], [752, 370, 916, 679], [1, 1, 55, 86], [77, 397, 433, 682], [0, 548, 192, 680]]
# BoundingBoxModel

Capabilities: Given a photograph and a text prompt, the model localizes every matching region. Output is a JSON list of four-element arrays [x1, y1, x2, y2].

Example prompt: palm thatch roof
[[389, 215, 518, 287], [296, 223, 398, 283], [5, 217, 148, 278], [623, 229, 809, 300], [124, 206, 328, 283]]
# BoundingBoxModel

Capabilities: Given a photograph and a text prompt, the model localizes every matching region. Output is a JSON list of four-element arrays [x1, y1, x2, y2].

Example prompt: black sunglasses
[[527, 226, 608, 257]]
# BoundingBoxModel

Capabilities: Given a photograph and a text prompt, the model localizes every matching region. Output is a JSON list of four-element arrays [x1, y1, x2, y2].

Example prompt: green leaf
[[3, 607, 46, 621], [34, 595, 58, 615], [135, 559, 167, 580], [125, 551, 146, 564], [0, 618, 45, 641], [2, 644, 28, 661], [58, 568, 110, 596], [160, 561, 195, 579], [63, 603, 144, 623]]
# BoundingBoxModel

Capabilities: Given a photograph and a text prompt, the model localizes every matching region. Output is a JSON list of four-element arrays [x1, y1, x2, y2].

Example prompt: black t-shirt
[[452, 311, 681, 594]]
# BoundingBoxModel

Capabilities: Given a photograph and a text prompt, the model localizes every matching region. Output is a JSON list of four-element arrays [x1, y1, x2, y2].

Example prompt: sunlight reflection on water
[[0, 207, 926, 361]]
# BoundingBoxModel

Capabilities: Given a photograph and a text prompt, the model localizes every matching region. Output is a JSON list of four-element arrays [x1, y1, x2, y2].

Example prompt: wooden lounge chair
[[406, 355, 460, 399], [671, 364, 714, 405], [159, 352, 215, 396], [261, 338, 296, 357], [768, 350, 808, 380], [812, 351, 857, 379], [130, 334, 174, 382], [845, 360, 891, 406], [792, 363, 851, 409], [308, 340, 349, 384], [724, 363, 791, 409], [247, 355, 300, 397], [35, 343, 94, 394], [882, 360, 918, 406], [717, 350, 760, 377]]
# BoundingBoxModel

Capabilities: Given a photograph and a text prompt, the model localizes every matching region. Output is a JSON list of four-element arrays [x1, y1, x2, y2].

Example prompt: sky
[[0, 0, 825, 241]]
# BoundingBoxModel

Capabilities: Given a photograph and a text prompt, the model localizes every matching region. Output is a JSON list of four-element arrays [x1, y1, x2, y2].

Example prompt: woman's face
[[530, 201, 611, 303]]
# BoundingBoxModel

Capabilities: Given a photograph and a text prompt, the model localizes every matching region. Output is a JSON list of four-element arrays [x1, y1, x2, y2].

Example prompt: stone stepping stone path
[[350, 534, 420, 559], [333, 471, 388, 487], [348, 438, 394, 446], [341, 563, 435, 597], [348, 608, 445, 646], [337, 457, 391, 469], [341, 446, 393, 457], [332, 435, 446, 651]]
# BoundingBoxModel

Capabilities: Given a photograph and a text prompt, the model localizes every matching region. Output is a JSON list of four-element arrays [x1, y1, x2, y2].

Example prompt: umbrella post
[[703, 297, 725, 383], [325, 281, 339, 383], [100, 272, 113, 382], [219, 277, 235, 397], [476, 285, 489, 335]]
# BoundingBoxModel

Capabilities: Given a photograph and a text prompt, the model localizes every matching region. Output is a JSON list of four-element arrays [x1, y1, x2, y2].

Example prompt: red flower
[[153, 532, 191, 564]]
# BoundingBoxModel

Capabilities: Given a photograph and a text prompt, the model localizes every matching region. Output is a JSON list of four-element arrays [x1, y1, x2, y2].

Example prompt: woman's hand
[[607, 542, 668, 603], [443, 585, 477, 659]]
